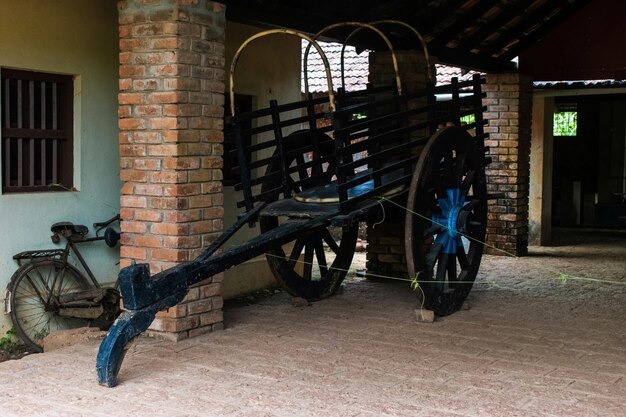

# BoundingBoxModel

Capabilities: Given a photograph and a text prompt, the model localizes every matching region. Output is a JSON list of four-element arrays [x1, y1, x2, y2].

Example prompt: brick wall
[[483, 73, 533, 256], [117, 0, 226, 340], [366, 50, 431, 278]]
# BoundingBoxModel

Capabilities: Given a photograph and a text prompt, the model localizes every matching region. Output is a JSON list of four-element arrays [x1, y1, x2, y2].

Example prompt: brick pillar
[[483, 73, 533, 256], [366, 50, 432, 277], [118, 0, 226, 340]]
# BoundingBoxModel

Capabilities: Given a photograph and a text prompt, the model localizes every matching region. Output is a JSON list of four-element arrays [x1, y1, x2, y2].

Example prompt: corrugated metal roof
[[534, 79, 626, 89]]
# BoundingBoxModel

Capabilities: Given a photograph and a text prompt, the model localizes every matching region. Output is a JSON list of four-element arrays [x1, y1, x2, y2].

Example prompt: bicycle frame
[[62, 235, 107, 288]]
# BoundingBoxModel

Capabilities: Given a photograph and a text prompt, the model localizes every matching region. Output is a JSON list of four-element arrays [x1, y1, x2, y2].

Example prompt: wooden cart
[[96, 23, 490, 387]]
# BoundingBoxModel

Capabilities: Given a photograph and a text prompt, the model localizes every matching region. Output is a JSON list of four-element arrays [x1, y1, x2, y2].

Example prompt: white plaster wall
[[222, 22, 303, 298], [0, 0, 120, 333]]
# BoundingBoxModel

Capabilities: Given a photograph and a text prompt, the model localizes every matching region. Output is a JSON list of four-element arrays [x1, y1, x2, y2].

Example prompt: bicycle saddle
[[51, 222, 89, 237]]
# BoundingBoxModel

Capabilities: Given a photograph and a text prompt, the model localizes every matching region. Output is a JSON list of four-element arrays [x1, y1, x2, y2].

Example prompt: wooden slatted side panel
[[228, 87, 390, 212], [334, 77, 488, 212]]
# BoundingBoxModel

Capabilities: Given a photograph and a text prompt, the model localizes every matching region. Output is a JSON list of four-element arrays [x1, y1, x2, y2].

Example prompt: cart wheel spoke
[[447, 253, 457, 283], [454, 153, 468, 183], [303, 244, 314, 281], [461, 199, 481, 212], [260, 129, 358, 300], [457, 246, 469, 271], [321, 228, 341, 254], [461, 170, 475, 198], [423, 224, 444, 238], [288, 236, 308, 267], [314, 239, 329, 277], [425, 242, 443, 271], [406, 127, 487, 316], [435, 252, 449, 284]]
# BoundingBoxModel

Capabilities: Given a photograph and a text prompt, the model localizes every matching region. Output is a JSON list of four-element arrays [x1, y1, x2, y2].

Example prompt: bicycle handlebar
[[93, 214, 120, 230]]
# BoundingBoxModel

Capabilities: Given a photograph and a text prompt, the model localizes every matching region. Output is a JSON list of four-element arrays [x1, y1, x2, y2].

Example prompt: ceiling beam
[[432, 48, 517, 73], [499, 0, 592, 60], [454, 0, 535, 51], [428, 1, 501, 50], [480, 0, 569, 57]]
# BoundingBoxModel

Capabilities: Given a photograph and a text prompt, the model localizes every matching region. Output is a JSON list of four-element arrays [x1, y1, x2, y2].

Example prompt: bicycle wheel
[[7, 259, 91, 352]]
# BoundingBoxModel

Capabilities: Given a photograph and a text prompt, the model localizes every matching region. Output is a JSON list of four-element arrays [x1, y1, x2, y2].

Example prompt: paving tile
[[0, 234, 624, 416]]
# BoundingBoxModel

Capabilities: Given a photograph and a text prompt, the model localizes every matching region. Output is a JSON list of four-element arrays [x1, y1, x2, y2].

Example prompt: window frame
[[1, 68, 74, 193]]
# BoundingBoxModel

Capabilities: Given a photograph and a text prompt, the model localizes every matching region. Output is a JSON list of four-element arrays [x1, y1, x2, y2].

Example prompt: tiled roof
[[302, 40, 369, 93], [436, 65, 480, 85], [302, 41, 480, 92]]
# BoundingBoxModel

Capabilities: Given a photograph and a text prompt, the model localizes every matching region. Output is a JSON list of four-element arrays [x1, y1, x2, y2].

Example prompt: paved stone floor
[[0, 229, 624, 416]]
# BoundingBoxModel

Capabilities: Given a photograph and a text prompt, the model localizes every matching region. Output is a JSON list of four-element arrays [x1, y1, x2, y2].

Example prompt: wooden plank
[[41, 81, 47, 186], [1, 128, 69, 139], [17, 80, 22, 187], [3, 78, 10, 188], [29, 80, 34, 186], [52, 82, 58, 184], [52, 139, 58, 184], [4, 138, 9, 188]]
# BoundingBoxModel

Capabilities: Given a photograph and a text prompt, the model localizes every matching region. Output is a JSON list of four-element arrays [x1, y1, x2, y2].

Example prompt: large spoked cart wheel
[[259, 130, 359, 300], [405, 126, 488, 316]]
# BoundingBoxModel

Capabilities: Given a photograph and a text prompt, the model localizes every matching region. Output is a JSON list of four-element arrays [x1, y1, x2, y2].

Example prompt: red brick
[[186, 300, 212, 315], [120, 220, 148, 234], [147, 144, 186, 157], [133, 184, 164, 196], [133, 132, 161, 144], [150, 197, 188, 210], [155, 304, 187, 319], [135, 235, 163, 248], [189, 195, 212, 208], [120, 169, 148, 182], [163, 183, 201, 197], [189, 221, 212, 234], [151, 223, 189, 236], [134, 209, 163, 222], [134, 105, 163, 116], [120, 246, 147, 260], [163, 209, 202, 223], [148, 91, 184, 104], [163, 235, 202, 249], [203, 206, 223, 219], [119, 64, 146, 77], [199, 310, 223, 327], [119, 78, 132, 90], [148, 117, 179, 130], [119, 118, 147, 130], [150, 171, 188, 183], [151, 248, 190, 262], [163, 157, 200, 170], [188, 169, 211, 183], [199, 283, 221, 298], [120, 195, 147, 208], [118, 106, 132, 118]]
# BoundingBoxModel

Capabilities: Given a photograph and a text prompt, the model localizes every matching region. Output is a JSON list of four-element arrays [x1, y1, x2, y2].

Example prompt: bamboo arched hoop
[[229, 29, 335, 116], [341, 20, 435, 87], [302, 22, 402, 96]]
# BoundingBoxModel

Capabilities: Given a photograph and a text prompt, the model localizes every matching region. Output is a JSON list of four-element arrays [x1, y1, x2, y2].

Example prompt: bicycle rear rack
[[13, 249, 65, 266]]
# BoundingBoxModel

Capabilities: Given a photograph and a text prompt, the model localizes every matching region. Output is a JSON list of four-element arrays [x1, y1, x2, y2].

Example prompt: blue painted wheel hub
[[432, 188, 468, 254]]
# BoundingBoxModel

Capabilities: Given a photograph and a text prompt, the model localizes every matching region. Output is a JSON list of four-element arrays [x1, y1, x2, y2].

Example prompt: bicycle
[[5, 214, 122, 352]]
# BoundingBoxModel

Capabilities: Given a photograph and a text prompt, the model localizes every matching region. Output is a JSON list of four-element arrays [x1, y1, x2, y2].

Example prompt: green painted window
[[553, 105, 577, 137], [460, 114, 475, 125]]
